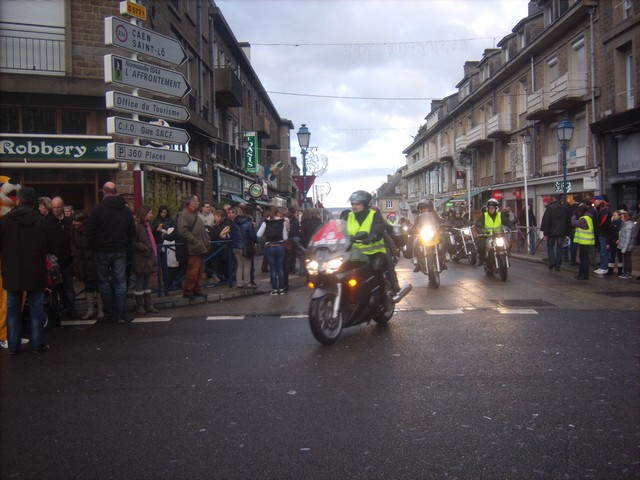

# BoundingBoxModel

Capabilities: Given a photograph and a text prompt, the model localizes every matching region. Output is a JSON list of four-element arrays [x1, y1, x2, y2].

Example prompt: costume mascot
[[0, 176, 21, 348]]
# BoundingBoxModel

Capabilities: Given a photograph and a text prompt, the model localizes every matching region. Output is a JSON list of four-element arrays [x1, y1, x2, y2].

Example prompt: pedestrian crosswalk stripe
[[62, 320, 97, 325], [132, 317, 172, 323], [497, 308, 538, 314], [206, 315, 246, 321], [426, 309, 464, 315]]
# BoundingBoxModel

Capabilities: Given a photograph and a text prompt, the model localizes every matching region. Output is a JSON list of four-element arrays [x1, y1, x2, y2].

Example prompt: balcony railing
[[466, 124, 487, 148], [549, 71, 588, 109], [487, 113, 512, 138], [454, 134, 468, 151], [0, 22, 65, 74], [527, 88, 550, 120]]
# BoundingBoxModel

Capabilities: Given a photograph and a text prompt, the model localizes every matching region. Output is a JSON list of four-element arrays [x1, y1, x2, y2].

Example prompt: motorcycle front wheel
[[498, 255, 508, 281], [309, 295, 342, 345], [427, 254, 440, 289]]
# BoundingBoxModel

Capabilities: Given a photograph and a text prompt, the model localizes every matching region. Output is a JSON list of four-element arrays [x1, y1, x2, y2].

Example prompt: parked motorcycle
[[305, 220, 411, 345], [446, 225, 477, 265], [479, 228, 510, 281]]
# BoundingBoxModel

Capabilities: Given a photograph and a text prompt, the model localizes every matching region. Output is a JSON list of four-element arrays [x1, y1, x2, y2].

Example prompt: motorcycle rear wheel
[[373, 279, 394, 324], [309, 295, 342, 345]]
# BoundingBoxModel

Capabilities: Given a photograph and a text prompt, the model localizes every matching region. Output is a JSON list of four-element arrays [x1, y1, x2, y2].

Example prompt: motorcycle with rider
[[410, 201, 448, 288], [475, 198, 514, 281], [443, 207, 477, 265]]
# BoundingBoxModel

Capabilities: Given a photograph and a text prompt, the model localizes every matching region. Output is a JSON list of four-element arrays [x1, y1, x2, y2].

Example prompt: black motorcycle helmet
[[454, 207, 462, 216], [348, 190, 372, 208], [417, 200, 433, 212]]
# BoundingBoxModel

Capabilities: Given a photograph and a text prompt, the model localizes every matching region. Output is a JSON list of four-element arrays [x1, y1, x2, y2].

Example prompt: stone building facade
[[402, 0, 639, 223], [0, 0, 297, 215]]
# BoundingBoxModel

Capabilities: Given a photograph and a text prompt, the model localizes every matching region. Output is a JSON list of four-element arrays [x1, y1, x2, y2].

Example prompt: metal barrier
[[157, 240, 234, 296], [514, 226, 545, 255]]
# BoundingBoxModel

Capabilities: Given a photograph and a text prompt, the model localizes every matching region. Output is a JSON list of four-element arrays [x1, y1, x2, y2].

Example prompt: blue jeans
[[546, 236, 564, 269], [7, 290, 45, 352], [95, 251, 128, 322], [264, 244, 285, 289], [598, 234, 609, 270]]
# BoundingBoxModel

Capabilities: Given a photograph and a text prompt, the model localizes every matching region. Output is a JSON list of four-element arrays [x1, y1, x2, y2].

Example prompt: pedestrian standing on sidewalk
[[540, 193, 570, 271], [605, 210, 623, 276], [132, 205, 159, 313], [257, 206, 288, 295], [0, 187, 52, 354], [230, 205, 257, 289], [571, 203, 594, 281], [616, 210, 634, 279], [593, 195, 612, 275], [87, 181, 136, 324], [177, 195, 211, 301], [70, 210, 101, 320]]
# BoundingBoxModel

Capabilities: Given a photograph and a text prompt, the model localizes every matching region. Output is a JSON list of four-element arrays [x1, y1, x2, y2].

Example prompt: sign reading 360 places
[[108, 142, 191, 167], [104, 54, 191, 98], [105, 17, 187, 66]]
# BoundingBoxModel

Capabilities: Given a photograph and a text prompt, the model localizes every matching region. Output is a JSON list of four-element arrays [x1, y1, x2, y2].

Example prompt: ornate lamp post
[[297, 124, 311, 209], [556, 118, 574, 205]]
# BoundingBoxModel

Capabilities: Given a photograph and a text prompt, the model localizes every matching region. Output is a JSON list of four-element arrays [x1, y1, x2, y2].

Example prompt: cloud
[[217, 0, 529, 207]]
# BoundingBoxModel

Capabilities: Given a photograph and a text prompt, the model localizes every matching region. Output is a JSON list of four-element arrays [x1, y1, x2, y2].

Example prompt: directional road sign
[[105, 91, 190, 123], [104, 54, 191, 98], [107, 116, 190, 145], [108, 142, 191, 166], [105, 17, 188, 66]]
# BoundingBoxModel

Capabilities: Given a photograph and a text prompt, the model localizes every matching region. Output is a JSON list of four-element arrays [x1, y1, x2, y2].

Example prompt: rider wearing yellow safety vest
[[347, 190, 400, 294], [571, 203, 595, 280], [475, 198, 514, 265]]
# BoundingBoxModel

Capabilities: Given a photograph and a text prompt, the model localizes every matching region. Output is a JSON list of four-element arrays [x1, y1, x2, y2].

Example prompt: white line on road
[[280, 315, 308, 319], [497, 308, 538, 314], [206, 316, 246, 321], [132, 317, 173, 323], [426, 309, 464, 315], [61, 320, 97, 325]]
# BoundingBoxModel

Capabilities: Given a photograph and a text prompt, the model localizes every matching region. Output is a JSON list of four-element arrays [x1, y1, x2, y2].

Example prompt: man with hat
[[593, 195, 611, 275]]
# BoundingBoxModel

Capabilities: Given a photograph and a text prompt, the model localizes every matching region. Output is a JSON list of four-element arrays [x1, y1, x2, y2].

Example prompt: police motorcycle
[[305, 219, 411, 345], [478, 226, 511, 281], [412, 210, 445, 289]]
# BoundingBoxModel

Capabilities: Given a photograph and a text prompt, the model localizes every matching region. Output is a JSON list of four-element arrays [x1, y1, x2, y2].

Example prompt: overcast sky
[[216, 0, 530, 208]]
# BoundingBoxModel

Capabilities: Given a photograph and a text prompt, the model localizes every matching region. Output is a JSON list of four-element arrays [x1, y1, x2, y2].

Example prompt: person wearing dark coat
[[70, 210, 101, 320], [230, 205, 258, 288], [540, 193, 570, 271], [45, 196, 80, 323], [132, 205, 159, 314], [86, 182, 136, 324], [0, 187, 52, 354], [300, 208, 323, 249]]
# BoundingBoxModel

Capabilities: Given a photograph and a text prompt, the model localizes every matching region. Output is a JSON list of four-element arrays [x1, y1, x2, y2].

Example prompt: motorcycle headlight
[[462, 227, 471, 235], [495, 237, 505, 247], [419, 226, 436, 242], [306, 257, 344, 275], [306, 260, 319, 275]]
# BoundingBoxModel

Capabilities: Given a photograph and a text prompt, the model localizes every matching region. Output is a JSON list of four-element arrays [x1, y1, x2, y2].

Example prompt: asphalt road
[[1, 258, 639, 479]]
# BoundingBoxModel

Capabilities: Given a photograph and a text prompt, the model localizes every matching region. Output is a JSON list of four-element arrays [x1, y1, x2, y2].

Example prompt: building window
[[22, 107, 56, 134], [625, 48, 634, 109], [0, 107, 19, 132], [623, 0, 632, 20], [386, 200, 393, 209], [546, 55, 559, 84], [61, 110, 90, 134]]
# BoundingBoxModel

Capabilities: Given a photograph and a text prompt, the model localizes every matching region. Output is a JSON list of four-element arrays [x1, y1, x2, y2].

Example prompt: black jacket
[[86, 195, 136, 253], [0, 205, 51, 291], [540, 201, 570, 237], [44, 212, 73, 264]]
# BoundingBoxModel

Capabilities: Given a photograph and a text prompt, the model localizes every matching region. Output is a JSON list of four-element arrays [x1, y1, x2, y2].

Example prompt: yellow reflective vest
[[482, 212, 503, 234], [574, 215, 595, 245], [347, 210, 386, 255]]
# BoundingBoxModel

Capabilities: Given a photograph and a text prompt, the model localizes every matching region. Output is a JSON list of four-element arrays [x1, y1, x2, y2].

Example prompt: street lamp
[[556, 118, 574, 205], [297, 124, 311, 209], [521, 128, 532, 254]]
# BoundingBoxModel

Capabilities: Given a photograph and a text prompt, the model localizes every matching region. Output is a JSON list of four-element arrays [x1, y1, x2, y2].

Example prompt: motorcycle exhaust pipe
[[393, 283, 413, 303]]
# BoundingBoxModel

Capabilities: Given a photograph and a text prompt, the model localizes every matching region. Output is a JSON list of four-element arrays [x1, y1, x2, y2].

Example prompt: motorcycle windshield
[[308, 219, 368, 262]]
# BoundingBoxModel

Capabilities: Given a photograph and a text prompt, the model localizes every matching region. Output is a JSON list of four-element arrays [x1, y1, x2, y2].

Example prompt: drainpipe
[[589, 7, 601, 193], [209, 7, 220, 204], [197, 0, 205, 200]]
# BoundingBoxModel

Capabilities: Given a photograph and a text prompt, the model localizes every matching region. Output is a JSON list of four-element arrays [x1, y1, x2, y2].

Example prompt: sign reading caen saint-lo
[[105, 17, 188, 66]]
